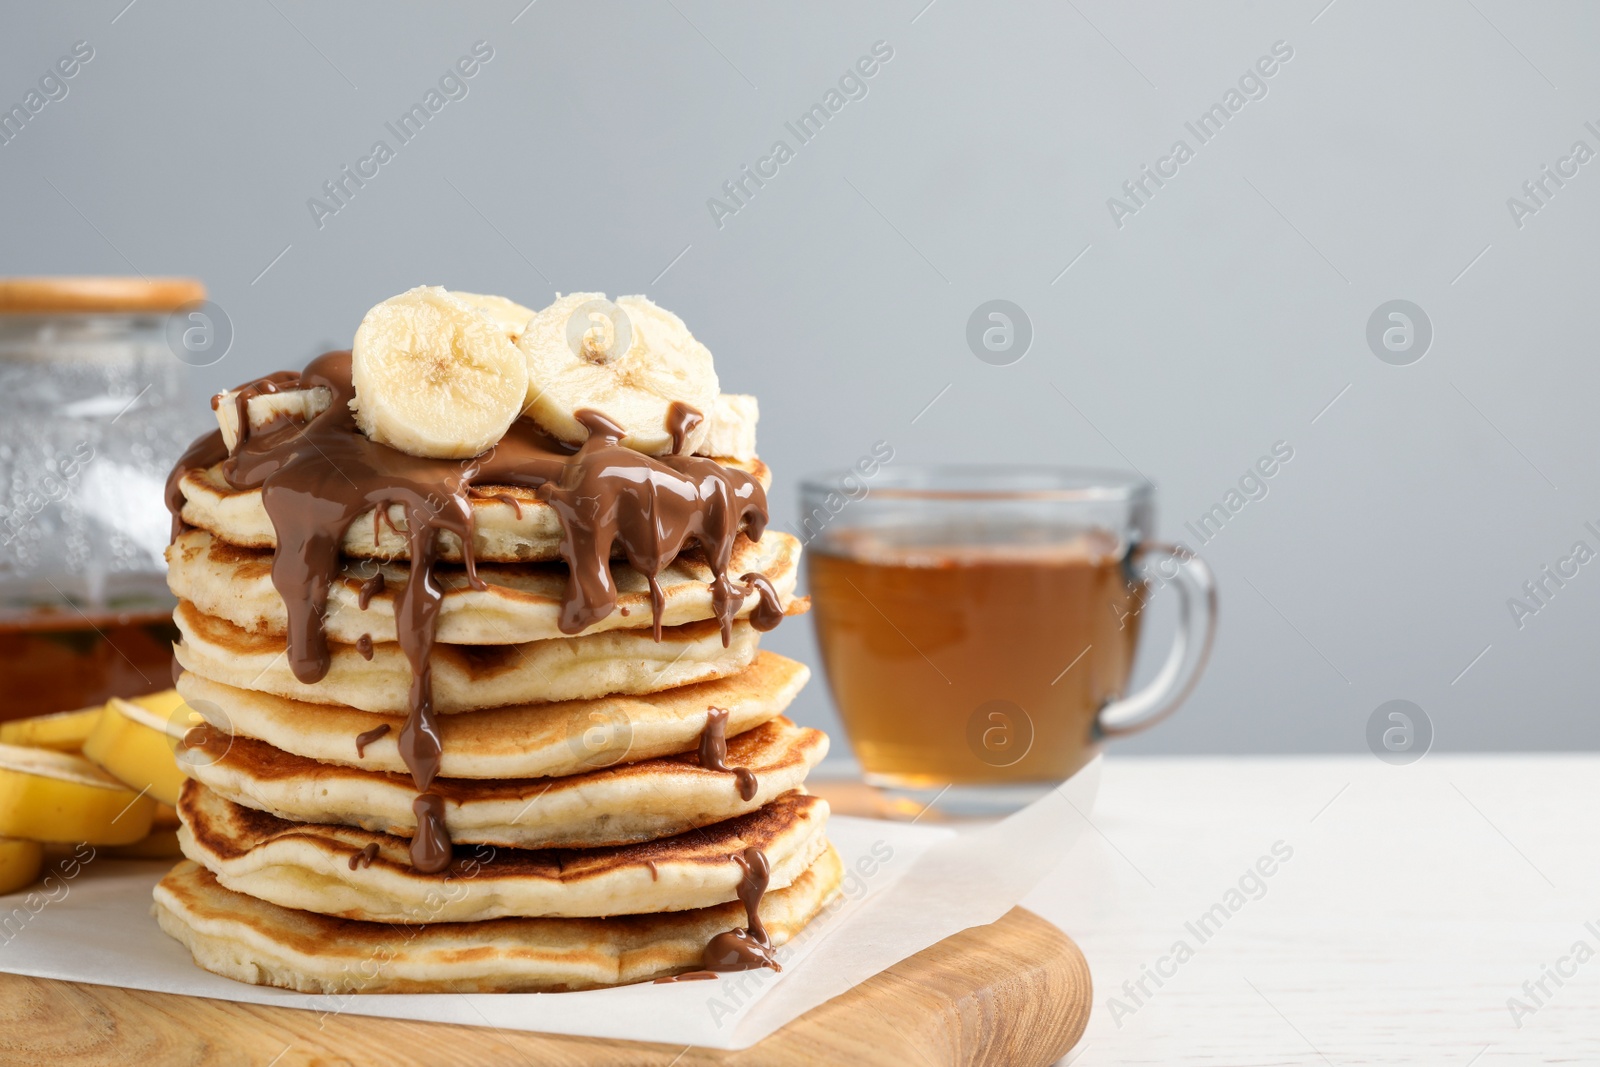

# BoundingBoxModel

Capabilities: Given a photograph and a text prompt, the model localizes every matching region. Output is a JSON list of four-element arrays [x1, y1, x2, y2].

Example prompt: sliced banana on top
[[518, 293, 719, 456], [699, 393, 759, 460], [453, 291, 537, 345], [213, 384, 332, 452], [351, 286, 530, 460]]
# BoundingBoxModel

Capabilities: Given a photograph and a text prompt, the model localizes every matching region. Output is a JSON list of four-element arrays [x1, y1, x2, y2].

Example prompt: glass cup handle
[[1096, 541, 1219, 739]]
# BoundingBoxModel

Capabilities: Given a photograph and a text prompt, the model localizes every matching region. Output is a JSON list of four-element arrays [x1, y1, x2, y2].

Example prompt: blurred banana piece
[[699, 393, 759, 460], [0, 744, 155, 845], [214, 385, 332, 452], [81, 692, 194, 807], [0, 838, 43, 893], [351, 286, 529, 460], [0, 705, 103, 753], [518, 293, 719, 456], [453, 291, 537, 344], [128, 689, 188, 720]]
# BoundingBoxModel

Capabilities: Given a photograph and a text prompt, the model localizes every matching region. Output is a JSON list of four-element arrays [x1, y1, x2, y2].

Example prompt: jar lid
[[0, 276, 206, 315]]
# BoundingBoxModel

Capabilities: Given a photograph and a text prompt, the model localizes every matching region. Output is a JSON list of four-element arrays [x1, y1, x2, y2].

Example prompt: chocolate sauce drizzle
[[738, 572, 785, 633], [411, 793, 452, 873], [354, 722, 391, 757], [653, 847, 778, 983], [468, 487, 523, 518], [348, 842, 380, 871], [537, 408, 767, 642], [665, 401, 704, 455], [698, 708, 758, 801], [357, 572, 386, 610], [165, 432, 229, 542], [166, 352, 773, 874], [355, 634, 374, 660], [212, 371, 303, 456], [702, 848, 779, 972]]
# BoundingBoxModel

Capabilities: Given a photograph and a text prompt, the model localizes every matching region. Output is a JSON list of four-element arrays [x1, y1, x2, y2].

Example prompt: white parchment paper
[[0, 758, 1098, 1051]]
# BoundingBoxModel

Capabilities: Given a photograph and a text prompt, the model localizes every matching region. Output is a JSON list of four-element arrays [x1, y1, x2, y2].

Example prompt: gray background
[[3, 0, 1596, 754]]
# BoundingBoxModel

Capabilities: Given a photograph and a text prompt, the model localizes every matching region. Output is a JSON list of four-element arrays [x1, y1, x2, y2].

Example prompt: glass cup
[[802, 465, 1217, 814]]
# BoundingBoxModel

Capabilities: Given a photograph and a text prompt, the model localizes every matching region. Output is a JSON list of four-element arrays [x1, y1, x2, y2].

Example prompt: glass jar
[[0, 277, 206, 718]]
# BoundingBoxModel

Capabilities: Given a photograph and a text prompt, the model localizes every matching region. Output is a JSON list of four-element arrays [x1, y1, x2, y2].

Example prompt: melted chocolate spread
[[166, 352, 773, 873], [666, 401, 704, 455], [653, 970, 718, 983], [166, 432, 229, 542], [357, 572, 385, 610], [739, 572, 785, 632], [348, 842, 380, 871], [698, 708, 758, 801], [410, 793, 453, 873], [354, 722, 391, 757], [469, 487, 523, 518], [355, 634, 374, 660], [211, 371, 304, 456], [538, 408, 767, 642], [701, 847, 780, 972]]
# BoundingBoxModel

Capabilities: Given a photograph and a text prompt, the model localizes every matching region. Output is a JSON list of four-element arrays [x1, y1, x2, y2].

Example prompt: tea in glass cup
[[803, 466, 1216, 813]]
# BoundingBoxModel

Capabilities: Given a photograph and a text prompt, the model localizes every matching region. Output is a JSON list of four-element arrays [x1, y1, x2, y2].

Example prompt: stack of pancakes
[[154, 419, 841, 992]]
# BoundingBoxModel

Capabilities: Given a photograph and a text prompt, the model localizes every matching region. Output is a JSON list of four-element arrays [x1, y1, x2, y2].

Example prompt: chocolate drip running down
[[348, 843, 380, 871], [701, 847, 780, 972], [468, 487, 523, 519], [665, 401, 704, 456], [355, 634, 374, 661], [212, 371, 303, 456], [354, 723, 391, 758], [698, 708, 758, 801], [738, 572, 785, 633], [165, 432, 229, 543], [411, 793, 452, 873], [165, 352, 772, 873], [538, 408, 767, 642], [357, 572, 386, 610]]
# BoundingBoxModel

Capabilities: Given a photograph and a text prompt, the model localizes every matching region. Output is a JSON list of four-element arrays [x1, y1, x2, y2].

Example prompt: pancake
[[166, 527, 803, 646], [154, 849, 842, 993], [175, 653, 810, 780], [180, 717, 829, 849], [177, 782, 831, 923], [174, 601, 765, 713], [173, 455, 770, 563]]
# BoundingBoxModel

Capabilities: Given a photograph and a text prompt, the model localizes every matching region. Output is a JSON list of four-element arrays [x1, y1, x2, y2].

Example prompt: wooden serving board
[[0, 906, 1088, 1066]]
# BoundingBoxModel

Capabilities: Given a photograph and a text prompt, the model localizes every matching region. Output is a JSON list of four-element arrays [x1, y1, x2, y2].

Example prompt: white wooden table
[[1020, 755, 1597, 1066]]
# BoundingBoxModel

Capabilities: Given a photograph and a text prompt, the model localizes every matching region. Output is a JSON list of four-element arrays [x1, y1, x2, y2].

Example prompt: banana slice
[[351, 286, 530, 460], [128, 689, 188, 721], [0, 705, 104, 752], [81, 695, 193, 807], [699, 393, 759, 460], [518, 293, 719, 456], [214, 385, 332, 452], [0, 838, 42, 893], [0, 743, 155, 845], [453, 291, 537, 344]]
